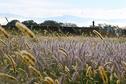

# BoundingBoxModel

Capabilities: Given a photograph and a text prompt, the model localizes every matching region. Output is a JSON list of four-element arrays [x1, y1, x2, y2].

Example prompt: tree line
[[5, 19, 97, 35], [3, 19, 126, 36], [6, 20, 78, 28]]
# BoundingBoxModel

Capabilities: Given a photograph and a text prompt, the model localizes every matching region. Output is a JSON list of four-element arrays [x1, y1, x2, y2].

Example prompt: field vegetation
[[0, 22, 126, 84]]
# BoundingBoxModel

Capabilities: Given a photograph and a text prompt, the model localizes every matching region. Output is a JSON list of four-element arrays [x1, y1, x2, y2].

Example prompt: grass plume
[[93, 30, 104, 40], [19, 50, 36, 66], [98, 66, 108, 84], [0, 73, 18, 82], [58, 47, 68, 57], [28, 65, 43, 79], [0, 26, 9, 38], [86, 66, 94, 78], [15, 22, 35, 38], [0, 39, 7, 46], [5, 54, 16, 73], [44, 77, 54, 84], [55, 79, 59, 84]]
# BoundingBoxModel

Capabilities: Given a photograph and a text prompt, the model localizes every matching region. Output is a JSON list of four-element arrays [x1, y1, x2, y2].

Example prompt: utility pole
[[92, 21, 95, 28]]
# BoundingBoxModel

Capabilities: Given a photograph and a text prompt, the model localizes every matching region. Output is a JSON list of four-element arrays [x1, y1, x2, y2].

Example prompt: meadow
[[0, 22, 126, 84]]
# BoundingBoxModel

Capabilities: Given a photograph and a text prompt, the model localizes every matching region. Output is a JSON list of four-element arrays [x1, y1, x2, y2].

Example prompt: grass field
[[0, 35, 126, 84], [0, 23, 126, 84]]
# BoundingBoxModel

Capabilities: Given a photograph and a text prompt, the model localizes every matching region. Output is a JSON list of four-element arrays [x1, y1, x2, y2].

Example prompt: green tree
[[40, 20, 60, 27], [6, 19, 19, 28], [22, 20, 38, 26]]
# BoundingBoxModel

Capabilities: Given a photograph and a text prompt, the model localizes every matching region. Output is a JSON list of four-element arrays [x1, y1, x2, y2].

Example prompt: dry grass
[[0, 25, 125, 84], [28, 65, 43, 80], [19, 50, 36, 66], [15, 22, 35, 38], [98, 66, 108, 84], [93, 30, 104, 40], [0, 26, 9, 38], [0, 73, 17, 82]]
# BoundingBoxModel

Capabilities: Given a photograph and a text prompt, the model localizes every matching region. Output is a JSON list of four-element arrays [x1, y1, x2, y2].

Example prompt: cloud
[[0, 0, 126, 27], [0, 0, 126, 19]]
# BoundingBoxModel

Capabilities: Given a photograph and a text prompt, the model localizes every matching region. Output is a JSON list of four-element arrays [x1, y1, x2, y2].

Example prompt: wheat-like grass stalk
[[20, 50, 36, 66], [58, 47, 68, 57], [5, 54, 16, 72], [93, 30, 104, 40], [28, 65, 43, 80], [0, 39, 7, 46], [20, 50, 36, 63], [121, 61, 126, 71], [55, 79, 59, 84], [0, 26, 9, 38], [57, 63, 64, 71], [15, 22, 35, 38], [98, 66, 108, 84], [110, 73, 113, 82], [86, 66, 91, 76], [17, 68, 29, 79], [23, 55, 35, 66], [113, 72, 118, 79], [25, 42, 31, 49], [44, 77, 54, 84], [72, 61, 78, 71], [86, 66, 92, 78], [0, 73, 18, 81], [64, 65, 70, 73], [116, 80, 120, 84], [33, 82, 39, 84], [104, 62, 112, 67]]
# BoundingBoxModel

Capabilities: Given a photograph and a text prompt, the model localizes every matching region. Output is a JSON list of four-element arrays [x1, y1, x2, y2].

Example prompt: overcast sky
[[0, 0, 126, 27]]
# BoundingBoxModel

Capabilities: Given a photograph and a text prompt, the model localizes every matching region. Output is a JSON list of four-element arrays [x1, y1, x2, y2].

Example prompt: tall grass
[[15, 22, 35, 38], [0, 26, 9, 38], [0, 28, 125, 83]]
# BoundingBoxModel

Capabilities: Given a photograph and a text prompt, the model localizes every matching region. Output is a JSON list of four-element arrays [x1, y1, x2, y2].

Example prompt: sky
[[0, 0, 126, 27]]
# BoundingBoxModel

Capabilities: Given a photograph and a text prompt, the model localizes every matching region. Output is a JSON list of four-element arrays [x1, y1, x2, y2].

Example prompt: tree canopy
[[6, 19, 19, 28], [40, 20, 60, 27], [22, 20, 38, 26]]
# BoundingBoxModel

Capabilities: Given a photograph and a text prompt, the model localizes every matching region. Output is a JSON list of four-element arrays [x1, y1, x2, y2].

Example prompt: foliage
[[0, 20, 126, 84], [22, 20, 38, 27], [40, 20, 78, 27], [4, 19, 126, 36], [0, 34, 126, 83], [40, 20, 61, 27], [6, 19, 19, 28]]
